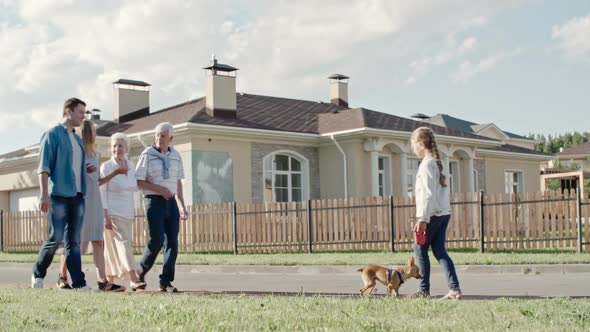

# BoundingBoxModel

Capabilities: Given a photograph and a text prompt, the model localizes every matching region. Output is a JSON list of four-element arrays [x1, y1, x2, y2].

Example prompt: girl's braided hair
[[411, 126, 447, 187]]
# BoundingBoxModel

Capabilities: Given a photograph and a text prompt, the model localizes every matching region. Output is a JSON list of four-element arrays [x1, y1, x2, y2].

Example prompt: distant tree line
[[527, 131, 590, 154]]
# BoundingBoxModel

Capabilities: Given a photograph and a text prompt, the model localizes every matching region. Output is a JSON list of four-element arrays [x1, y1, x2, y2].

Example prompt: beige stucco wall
[[206, 75, 236, 112], [478, 127, 507, 141], [0, 165, 38, 191], [114, 88, 149, 120], [0, 160, 39, 211], [328, 139, 372, 198], [349, 142, 372, 198], [0, 191, 8, 211], [484, 157, 541, 194], [319, 144, 345, 198], [319, 139, 372, 199]]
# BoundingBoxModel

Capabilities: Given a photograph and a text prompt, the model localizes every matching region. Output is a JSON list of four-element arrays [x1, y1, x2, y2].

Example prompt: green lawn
[[0, 288, 588, 331], [1, 249, 590, 266]]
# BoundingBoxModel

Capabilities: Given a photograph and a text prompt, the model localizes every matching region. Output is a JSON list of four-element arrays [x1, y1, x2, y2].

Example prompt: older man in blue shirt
[[32, 97, 90, 289]]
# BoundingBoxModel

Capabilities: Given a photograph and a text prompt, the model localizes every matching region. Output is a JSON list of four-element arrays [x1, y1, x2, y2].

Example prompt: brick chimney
[[329, 74, 349, 107], [113, 79, 150, 123], [203, 55, 238, 118]]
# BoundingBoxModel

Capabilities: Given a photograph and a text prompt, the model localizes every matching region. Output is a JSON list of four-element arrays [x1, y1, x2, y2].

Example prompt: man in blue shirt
[[32, 97, 90, 289]]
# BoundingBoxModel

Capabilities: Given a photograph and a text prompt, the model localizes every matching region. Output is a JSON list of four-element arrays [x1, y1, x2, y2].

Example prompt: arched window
[[263, 151, 309, 202]]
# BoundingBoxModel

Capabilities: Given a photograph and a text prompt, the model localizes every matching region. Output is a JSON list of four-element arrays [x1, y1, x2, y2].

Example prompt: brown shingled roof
[[96, 93, 496, 141], [480, 144, 551, 156], [555, 141, 590, 156]]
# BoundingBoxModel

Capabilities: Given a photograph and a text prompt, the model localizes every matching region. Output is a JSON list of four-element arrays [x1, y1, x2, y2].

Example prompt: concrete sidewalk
[[183, 263, 590, 275], [2, 262, 589, 298]]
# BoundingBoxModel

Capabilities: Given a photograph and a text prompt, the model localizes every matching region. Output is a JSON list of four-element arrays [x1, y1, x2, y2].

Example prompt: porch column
[[400, 152, 408, 197], [442, 155, 450, 179], [370, 150, 379, 197], [466, 157, 475, 192]]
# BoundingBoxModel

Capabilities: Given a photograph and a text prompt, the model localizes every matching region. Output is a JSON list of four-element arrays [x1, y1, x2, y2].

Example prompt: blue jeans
[[412, 214, 460, 292], [33, 194, 87, 288], [140, 195, 180, 285]]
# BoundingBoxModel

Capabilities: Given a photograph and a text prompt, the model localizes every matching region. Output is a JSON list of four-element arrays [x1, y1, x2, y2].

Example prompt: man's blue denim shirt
[[37, 124, 86, 197]]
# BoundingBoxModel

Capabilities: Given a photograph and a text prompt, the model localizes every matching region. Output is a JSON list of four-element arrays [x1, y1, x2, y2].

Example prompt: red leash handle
[[414, 230, 427, 246]]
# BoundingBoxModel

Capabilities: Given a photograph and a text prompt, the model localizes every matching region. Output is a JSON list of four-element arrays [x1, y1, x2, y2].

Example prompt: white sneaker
[[31, 275, 44, 289], [75, 285, 92, 291]]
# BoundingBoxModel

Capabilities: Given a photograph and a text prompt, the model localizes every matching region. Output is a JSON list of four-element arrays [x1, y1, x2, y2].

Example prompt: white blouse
[[100, 158, 138, 220], [415, 154, 451, 223]]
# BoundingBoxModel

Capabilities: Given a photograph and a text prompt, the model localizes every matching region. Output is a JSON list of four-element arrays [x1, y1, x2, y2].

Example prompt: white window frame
[[378, 154, 392, 196], [504, 169, 525, 195], [449, 160, 460, 193], [262, 150, 310, 202]]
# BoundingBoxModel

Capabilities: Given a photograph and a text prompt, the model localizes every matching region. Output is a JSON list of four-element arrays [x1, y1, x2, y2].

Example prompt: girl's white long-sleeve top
[[415, 154, 451, 223], [99, 158, 138, 220]]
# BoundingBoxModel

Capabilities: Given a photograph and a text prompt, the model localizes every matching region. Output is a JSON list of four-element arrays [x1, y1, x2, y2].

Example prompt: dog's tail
[[356, 267, 365, 272]]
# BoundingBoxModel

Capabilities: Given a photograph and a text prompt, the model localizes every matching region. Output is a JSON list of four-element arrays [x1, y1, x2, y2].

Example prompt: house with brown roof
[[552, 141, 590, 171], [0, 58, 551, 211], [540, 141, 590, 197]]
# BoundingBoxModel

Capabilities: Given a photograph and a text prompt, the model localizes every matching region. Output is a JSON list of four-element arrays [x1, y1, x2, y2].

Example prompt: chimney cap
[[203, 63, 238, 72], [411, 113, 430, 120], [113, 79, 151, 87], [328, 73, 349, 80]]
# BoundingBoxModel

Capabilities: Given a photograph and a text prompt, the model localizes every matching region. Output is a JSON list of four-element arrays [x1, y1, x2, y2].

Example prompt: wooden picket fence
[[1, 190, 589, 254]]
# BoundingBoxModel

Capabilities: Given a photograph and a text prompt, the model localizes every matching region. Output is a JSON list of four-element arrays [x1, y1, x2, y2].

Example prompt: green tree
[[529, 131, 590, 154]]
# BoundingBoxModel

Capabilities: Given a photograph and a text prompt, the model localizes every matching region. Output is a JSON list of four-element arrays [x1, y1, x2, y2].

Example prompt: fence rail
[[1, 190, 589, 254]]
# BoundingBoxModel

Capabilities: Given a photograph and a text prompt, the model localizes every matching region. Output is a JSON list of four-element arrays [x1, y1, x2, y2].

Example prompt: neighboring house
[[413, 113, 549, 195], [551, 141, 590, 172], [0, 58, 552, 212], [541, 141, 590, 197], [415, 113, 538, 150]]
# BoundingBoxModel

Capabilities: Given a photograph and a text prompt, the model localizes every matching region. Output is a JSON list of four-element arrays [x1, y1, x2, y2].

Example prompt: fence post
[[232, 202, 238, 255], [307, 200, 313, 254], [576, 187, 583, 254], [0, 209, 3, 252], [479, 191, 485, 253], [389, 196, 395, 253]]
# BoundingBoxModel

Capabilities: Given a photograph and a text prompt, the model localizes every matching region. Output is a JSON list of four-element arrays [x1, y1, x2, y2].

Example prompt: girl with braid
[[410, 126, 462, 300]]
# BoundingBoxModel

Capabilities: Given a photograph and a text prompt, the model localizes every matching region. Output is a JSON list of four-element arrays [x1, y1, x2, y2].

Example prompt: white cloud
[[405, 35, 478, 84], [461, 16, 488, 29], [450, 49, 520, 83], [404, 15, 487, 85], [0, 106, 61, 131], [458, 37, 478, 54], [552, 13, 590, 58], [0, 1, 524, 154]]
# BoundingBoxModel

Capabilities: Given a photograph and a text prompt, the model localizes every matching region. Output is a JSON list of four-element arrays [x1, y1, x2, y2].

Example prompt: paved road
[[2, 263, 589, 299]]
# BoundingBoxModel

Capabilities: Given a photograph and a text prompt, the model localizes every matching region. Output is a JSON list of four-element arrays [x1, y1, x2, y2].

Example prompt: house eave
[[0, 153, 39, 173], [554, 154, 590, 159], [476, 148, 552, 161]]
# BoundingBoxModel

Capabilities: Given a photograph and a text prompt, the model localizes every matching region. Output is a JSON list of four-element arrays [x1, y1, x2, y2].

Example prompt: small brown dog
[[357, 257, 421, 297]]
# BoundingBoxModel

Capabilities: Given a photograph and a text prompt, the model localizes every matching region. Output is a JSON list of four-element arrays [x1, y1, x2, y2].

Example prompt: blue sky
[[0, 0, 589, 156]]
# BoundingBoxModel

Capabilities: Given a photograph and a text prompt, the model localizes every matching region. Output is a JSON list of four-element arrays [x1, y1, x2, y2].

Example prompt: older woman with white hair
[[100, 132, 146, 290]]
